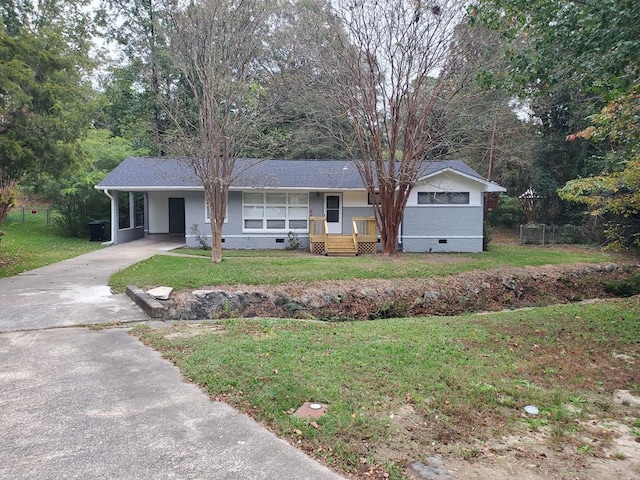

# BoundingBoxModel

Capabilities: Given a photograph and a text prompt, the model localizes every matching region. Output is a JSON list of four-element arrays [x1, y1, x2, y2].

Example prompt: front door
[[325, 194, 342, 234], [168, 197, 186, 234]]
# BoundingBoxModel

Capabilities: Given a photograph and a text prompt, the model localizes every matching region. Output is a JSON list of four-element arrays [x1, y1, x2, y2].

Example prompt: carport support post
[[144, 193, 149, 236], [129, 192, 135, 231], [101, 189, 117, 244]]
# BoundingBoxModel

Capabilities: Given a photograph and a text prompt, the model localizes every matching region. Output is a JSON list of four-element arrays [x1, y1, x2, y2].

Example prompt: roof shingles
[[96, 157, 487, 190]]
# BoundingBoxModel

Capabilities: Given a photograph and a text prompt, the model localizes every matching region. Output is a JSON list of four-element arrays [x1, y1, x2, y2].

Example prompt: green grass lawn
[[2, 210, 637, 478], [109, 244, 622, 293], [133, 297, 640, 479], [0, 208, 103, 277]]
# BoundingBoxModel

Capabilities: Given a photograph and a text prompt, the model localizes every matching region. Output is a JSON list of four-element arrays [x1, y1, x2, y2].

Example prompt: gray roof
[[96, 157, 489, 190]]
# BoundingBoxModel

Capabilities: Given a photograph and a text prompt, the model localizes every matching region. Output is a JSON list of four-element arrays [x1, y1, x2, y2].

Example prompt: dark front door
[[325, 194, 342, 234], [168, 197, 186, 234]]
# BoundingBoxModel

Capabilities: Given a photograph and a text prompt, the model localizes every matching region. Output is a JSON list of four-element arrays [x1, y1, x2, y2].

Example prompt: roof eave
[[418, 167, 507, 192], [95, 185, 369, 192], [94, 185, 203, 191]]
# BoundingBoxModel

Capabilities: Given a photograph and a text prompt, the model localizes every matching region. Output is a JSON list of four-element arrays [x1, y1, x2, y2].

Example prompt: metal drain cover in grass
[[294, 402, 329, 418]]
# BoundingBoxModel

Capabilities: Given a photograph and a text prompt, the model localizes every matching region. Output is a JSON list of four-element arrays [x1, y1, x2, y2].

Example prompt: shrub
[[604, 273, 640, 297], [487, 196, 525, 229]]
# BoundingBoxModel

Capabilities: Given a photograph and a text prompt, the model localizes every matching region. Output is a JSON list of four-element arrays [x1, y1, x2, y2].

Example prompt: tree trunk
[[380, 221, 400, 255], [209, 219, 224, 263], [0, 178, 19, 227]]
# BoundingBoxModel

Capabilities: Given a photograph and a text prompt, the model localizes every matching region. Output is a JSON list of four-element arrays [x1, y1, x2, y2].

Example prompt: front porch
[[309, 216, 378, 256]]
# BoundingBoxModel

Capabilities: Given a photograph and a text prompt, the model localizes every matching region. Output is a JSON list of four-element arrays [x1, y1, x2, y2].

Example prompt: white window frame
[[417, 192, 470, 205], [242, 192, 309, 233], [204, 199, 228, 224]]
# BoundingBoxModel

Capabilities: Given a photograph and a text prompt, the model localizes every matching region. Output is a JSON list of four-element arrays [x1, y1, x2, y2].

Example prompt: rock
[[612, 352, 635, 363], [613, 389, 640, 407], [466, 284, 480, 295], [502, 277, 517, 291], [406, 457, 451, 480], [146, 286, 173, 300], [193, 289, 214, 299], [166, 289, 274, 320], [594, 263, 618, 272], [423, 291, 439, 304]]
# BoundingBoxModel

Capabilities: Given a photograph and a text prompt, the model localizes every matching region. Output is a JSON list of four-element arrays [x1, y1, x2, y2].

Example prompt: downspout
[[101, 189, 116, 246]]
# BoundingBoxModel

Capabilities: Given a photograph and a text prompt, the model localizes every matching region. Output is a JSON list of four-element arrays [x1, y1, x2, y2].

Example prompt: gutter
[[100, 188, 116, 246]]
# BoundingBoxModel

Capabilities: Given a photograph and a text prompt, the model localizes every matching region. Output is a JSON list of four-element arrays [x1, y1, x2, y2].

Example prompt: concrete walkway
[[0, 237, 345, 480]]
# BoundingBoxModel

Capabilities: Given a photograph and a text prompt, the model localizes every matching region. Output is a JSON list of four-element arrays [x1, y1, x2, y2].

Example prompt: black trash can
[[88, 221, 106, 241]]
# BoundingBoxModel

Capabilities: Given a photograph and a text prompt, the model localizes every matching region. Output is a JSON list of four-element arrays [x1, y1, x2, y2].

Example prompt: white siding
[[147, 191, 171, 233], [343, 191, 368, 207], [407, 172, 483, 206]]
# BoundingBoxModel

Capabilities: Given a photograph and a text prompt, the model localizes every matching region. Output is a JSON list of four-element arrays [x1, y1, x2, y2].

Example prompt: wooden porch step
[[325, 235, 357, 256]]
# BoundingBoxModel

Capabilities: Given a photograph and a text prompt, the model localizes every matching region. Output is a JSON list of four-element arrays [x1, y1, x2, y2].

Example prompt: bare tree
[[166, 0, 272, 263], [442, 24, 538, 195], [319, 0, 471, 254]]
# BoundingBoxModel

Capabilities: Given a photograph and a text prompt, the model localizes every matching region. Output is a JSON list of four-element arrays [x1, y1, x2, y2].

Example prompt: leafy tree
[[98, 0, 175, 154], [559, 90, 640, 250], [97, 65, 164, 154], [99, 0, 350, 161], [240, 0, 353, 160], [43, 129, 150, 237], [471, 0, 639, 227], [441, 24, 538, 198], [470, 0, 639, 99], [0, 1, 95, 231], [0, 1, 95, 181], [0, 176, 18, 232]]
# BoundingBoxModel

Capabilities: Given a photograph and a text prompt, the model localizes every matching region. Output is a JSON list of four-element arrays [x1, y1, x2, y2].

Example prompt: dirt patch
[[444, 410, 640, 480], [165, 262, 640, 321]]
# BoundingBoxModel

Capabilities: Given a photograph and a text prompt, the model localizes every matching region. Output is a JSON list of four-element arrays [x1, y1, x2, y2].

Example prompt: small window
[[267, 219, 286, 229], [418, 192, 470, 205], [205, 199, 228, 223], [244, 219, 263, 229], [367, 191, 382, 205], [289, 219, 307, 229]]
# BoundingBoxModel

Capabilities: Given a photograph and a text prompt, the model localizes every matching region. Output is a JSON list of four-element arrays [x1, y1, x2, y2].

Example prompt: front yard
[[2, 217, 638, 479], [133, 298, 640, 480], [122, 238, 640, 479]]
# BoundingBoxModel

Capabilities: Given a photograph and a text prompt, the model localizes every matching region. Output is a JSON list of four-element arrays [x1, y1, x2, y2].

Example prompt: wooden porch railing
[[352, 216, 377, 255], [309, 216, 328, 255], [309, 216, 377, 256]]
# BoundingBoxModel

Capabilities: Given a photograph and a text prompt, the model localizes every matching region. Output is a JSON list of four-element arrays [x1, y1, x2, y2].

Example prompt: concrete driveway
[[0, 237, 344, 480], [0, 236, 183, 332]]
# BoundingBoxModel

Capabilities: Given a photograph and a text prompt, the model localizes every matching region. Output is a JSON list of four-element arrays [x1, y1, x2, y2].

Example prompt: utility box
[[88, 221, 106, 242]]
